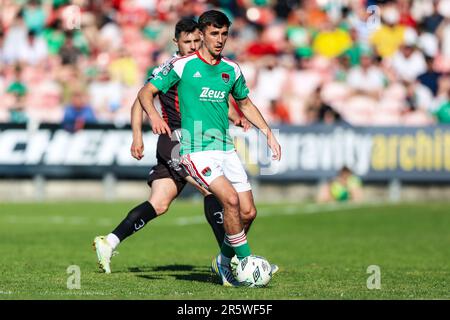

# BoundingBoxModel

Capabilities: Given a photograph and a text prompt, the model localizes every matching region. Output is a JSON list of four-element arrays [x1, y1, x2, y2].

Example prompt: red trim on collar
[[195, 51, 221, 65]]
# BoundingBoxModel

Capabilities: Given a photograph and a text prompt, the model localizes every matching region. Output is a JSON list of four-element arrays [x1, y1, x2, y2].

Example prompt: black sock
[[203, 194, 226, 247], [111, 201, 157, 241]]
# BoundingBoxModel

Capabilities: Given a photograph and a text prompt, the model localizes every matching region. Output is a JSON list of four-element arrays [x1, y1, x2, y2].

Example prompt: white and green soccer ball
[[234, 255, 272, 287]]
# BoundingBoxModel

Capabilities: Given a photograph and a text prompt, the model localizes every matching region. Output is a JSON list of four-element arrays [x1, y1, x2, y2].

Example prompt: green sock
[[220, 241, 235, 258], [233, 243, 251, 260]]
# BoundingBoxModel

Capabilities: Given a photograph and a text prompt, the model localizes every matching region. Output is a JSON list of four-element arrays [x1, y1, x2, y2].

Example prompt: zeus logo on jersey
[[200, 87, 226, 99]]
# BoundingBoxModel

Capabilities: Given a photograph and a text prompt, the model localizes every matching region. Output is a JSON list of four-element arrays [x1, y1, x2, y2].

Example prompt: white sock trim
[[226, 230, 245, 240], [226, 230, 247, 247], [106, 233, 120, 250]]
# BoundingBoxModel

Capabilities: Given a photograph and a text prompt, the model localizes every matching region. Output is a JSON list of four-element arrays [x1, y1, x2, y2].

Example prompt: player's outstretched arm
[[236, 97, 281, 161], [138, 83, 172, 136], [228, 99, 251, 131], [130, 98, 145, 160]]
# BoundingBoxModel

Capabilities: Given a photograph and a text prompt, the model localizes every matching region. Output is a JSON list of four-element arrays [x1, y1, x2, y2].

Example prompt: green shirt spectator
[[42, 27, 66, 55], [330, 175, 362, 201], [317, 166, 364, 203], [434, 101, 450, 123], [7, 81, 27, 97], [23, 0, 48, 34]]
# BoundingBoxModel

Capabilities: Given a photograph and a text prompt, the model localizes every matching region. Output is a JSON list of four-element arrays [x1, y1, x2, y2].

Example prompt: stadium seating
[[0, 0, 447, 127]]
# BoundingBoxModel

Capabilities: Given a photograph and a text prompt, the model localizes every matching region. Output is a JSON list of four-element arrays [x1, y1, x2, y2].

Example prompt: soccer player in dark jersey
[[93, 18, 250, 274]]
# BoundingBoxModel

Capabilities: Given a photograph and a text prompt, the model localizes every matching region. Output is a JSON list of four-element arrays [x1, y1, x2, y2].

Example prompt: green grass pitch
[[0, 201, 449, 299]]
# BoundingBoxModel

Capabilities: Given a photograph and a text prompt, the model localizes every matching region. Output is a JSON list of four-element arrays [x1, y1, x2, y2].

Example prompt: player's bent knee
[[248, 207, 257, 221], [153, 203, 170, 215], [223, 193, 239, 210], [241, 207, 257, 222]]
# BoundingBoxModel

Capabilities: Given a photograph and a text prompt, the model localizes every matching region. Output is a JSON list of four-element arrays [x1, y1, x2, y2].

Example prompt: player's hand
[[131, 137, 144, 160], [149, 114, 172, 136], [234, 117, 252, 132], [268, 133, 281, 161]]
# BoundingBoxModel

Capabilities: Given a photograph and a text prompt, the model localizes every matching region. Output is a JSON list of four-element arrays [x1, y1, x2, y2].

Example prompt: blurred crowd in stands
[[1, 0, 450, 131]]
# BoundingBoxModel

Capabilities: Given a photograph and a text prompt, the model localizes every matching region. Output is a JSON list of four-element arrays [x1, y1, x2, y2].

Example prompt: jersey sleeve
[[149, 63, 180, 94], [231, 72, 250, 101]]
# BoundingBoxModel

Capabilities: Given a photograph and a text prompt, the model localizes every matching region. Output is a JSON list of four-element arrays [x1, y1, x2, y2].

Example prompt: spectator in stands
[[347, 46, 385, 99], [345, 1, 373, 45], [269, 99, 291, 125], [398, 0, 417, 28], [18, 30, 49, 65], [108, 47, 139, 87], [433, 100, 450, 124], [318, 104, 343, 125], [6, 65, 28, 124], [422, 0, 444, 33], [88, 68, 123, 123], [62, 90, 97, 132], [417, 22, 440, 58], [98, 14, 123, 52], [252, 55, 288, 113], [6, 65, 27, 98], [312, 19, 353, 59], [370, 3, 405, 58], [22, 0, 50, 34], [398, 80, 434, 125], [42, 19, 66, 56], [0, 0, 446, 127], [334, 54, 351, 82], [286, 8, 311, 56], [317, 166, 363, 203], [59, 32, 83, 65], [2, 16, 29, 65], [432, 76, 450, 123], [390, 28, 427, 83], [304, 86, 342, 125], [403, 80, 434, 112], [303, 0, 328, 29], [418, 55, 443, 96]]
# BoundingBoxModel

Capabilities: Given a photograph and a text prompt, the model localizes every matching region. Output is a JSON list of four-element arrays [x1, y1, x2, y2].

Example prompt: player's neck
[[197, 47, 221, 65]]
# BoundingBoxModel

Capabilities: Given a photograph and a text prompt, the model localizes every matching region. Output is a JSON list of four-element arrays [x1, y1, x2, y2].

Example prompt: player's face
[[201, 25, 229, 57], [175, 30, 202, 56]]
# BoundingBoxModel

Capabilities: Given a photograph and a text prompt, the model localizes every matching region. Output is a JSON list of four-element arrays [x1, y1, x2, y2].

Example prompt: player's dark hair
[[197, 10, 231, 32], [174, 18, 199, 40]]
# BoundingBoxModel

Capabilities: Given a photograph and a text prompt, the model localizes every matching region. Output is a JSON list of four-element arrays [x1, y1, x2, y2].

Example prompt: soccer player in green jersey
[[138, 10, 281, 286], [93, 19, 250, 274]]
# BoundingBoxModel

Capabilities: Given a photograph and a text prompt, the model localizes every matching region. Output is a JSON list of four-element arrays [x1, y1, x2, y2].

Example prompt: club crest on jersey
[[201, 167, 212, 177], [221, 73, 230, 83]]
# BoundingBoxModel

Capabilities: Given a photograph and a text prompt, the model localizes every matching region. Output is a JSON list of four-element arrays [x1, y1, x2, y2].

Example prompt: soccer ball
[[234, 255, 272, 287]]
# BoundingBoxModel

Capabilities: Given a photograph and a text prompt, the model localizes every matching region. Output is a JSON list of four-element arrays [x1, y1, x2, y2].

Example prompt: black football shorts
[[147, 133, 188, 194]]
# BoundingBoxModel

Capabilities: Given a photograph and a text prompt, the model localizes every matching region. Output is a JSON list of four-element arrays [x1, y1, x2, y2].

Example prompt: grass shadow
[[136, 274, 166, 281], [171, 272, 218, 284], [128, 264, 210, 273], [130, 264, 218, 284]]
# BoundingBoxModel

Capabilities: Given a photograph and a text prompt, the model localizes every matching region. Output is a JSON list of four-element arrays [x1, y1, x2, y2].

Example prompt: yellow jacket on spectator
[[109, 57, 139, 87], [312, 28, 353, 58], [370, 24, 405, 58]]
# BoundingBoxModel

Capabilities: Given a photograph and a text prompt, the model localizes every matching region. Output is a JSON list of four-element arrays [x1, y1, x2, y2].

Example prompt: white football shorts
[[180, 149, 251, 193]]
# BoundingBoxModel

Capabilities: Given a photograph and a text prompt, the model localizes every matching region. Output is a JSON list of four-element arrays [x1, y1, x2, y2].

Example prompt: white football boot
[[93, 236, 117, 274]]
